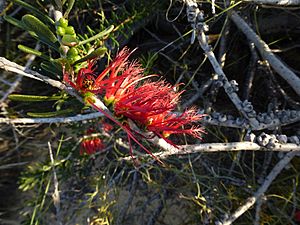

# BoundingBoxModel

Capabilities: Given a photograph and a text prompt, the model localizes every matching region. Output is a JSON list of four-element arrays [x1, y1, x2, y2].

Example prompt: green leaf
[[61, 34, 78, 46], [10, 0, 54, 25], [78, 25, 114, 46], [64, 0, 75, 18], [8, 94, 63, 102], [27, 108, 74, 117], [73, 47, 107, 65], [18, 45, 52, 61], [22, 14, 59, 50], [3, 15, 26, 30], [40, 61, 63, 77], [4, 16, 42, 42]]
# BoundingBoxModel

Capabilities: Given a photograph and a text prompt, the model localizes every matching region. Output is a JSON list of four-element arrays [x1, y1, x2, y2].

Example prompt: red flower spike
[[114, 78, 204, 146], [295, 210, 300, 222], [65, 46, 205, 162], [102, 121, 114, 133], [63, 60, 98, 93], [114, 81, 182, 124], [146, 108, 205, 145], [87, 99, 164, 164], [64, 47, 142, 99], [80, 136, 105, 155], [101, 62, 145, 105]]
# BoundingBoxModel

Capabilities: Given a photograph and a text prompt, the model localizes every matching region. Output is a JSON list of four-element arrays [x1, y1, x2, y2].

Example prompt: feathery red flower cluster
[[80, 134, 105, 155], [64, 47, 205, 149]]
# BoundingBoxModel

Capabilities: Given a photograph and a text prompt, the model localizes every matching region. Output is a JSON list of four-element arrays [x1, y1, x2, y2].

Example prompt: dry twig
[[245, 0, 300, 5], [229, 11, 300, 96], [0, 112, 103, 124], [48, 142, 62, 225], [219, 150, 299, 225]]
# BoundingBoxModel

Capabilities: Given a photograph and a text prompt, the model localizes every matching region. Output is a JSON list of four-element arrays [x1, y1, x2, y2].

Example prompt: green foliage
[[139, 52, 159, 75], [40, 60, 63, 77], [18, 45, 52, 61], [27, 108, 74, 117], [3, 15, 27, 30], [8, 94, 63, 101], [22, 14, 59, 50], [77, 25, 114, 46], [9, 0, 54, 25], [63, 0, 75, 18], [73, 47, 107, 65]]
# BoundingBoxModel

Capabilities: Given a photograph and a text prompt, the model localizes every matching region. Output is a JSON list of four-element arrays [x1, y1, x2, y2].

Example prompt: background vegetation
[[0, 0, 300, 224]]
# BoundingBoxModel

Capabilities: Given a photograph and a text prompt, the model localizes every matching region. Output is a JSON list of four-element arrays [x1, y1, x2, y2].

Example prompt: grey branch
[[229, 11, 300, 96], [0, 112, 104, 124], [122, 140, 300, 161], [0, 43, 40, 104], [203, 110, 300, 130], [48, 142, 62, 225], [219, 150, 299, 225], [0, 57, 65, 90], [245, 0, 300, 5], [184, 1, 260, 128]]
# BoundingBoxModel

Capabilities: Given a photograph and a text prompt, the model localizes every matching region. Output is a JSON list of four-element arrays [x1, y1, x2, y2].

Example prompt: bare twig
[[219, 150, 299, 225], [184, 0, 300, 132], [121, 140, 300, 161], [0, 161, 29, 170], [243, 42, 258, 100], [184, 0, 260, 128], [48, 142, 62, 225], [229, 11, 300, 96], [204, 110, 300, 130], [0, 57, 65, 90], [0, 43, 41, 104], [218, 18, 230, 67], [245, 0, 300, 5], [254, 195, 266, 225], [0, 112, 103, 124]]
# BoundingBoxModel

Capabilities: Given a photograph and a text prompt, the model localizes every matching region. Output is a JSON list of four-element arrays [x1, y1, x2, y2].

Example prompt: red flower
[[64, 48, 146, 102], [114, 80, 181, 124], [65, 47, 205, 160], [64, 60, 98, 93], [80, 129, 105, 155], [114, 80, 204, 144], [295, 210, 300, 223], [147, 108, 204, 142], [102, 121, 114, 133]]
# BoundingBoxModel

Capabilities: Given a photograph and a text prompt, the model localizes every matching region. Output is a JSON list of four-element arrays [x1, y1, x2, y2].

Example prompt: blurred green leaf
[[64, 0, 75, 18], [18, 45, 52, 61], [40, 61, 63, 77], [78, 25, 114, 46], [10, 0, 54, 25], [22, 14, 59, 50], [27, 108, 74, 117], [9, 94, 63, 102], [3, 15, 26, 30], [73, 47, 107, 65]]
